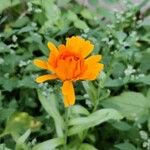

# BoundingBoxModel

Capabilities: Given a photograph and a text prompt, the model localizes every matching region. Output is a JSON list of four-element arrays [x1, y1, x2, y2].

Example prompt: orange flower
[[34, 36, 104, 107]]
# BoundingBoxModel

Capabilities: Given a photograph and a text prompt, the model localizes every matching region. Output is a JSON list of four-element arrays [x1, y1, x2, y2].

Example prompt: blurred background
[[0, 0, 150, 150]]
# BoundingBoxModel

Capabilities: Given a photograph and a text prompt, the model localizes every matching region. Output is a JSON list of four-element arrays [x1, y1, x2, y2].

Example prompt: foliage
[[0, 0, 150, 149]]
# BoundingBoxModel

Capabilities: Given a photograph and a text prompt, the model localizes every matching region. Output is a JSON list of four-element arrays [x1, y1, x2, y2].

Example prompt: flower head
[[34, 36, 104, 107]]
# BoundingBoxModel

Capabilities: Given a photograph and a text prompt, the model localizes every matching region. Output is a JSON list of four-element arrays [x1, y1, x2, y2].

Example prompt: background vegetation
[[0, 0, 150, 149]]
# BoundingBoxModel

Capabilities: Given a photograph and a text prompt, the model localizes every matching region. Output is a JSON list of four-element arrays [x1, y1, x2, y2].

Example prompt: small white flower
[[19, 60, 27, 67], [84, 94, 89, 99], [140, 130, 148, 140], [12, 35, 18, 42], [31, 22, 37, 27], [124, 65, 136, 76], [99, 71, 106, 80], [34, 8, 42, 13], [27, 2, 33, 12], [138, 74, 145, 78]]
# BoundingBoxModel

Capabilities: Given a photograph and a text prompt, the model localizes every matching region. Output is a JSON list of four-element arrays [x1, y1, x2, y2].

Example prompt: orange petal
[[66, 36, 94, 58], [47, 42, 59, 54], [33, 59, 48, 69], [79, 63, 104, 80], [58, 44, 67, 53], [80, 40, 94, 58], [62, 81, 75, 107], [35, 74, 57, 83], [85, 55, 102, 65], [47, 42, 59, 68]]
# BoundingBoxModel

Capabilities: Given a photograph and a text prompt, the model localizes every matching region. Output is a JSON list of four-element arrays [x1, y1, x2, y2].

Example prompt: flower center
[[55, 52, 85, 80]]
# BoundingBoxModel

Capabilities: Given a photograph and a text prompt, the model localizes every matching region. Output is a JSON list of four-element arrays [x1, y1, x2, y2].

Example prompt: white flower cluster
[[12, 35, 18, 42], [8, 43, 18, 49], [27, 2, 42, 13], [124, 65, 136, 76], [38, 82, 53, 97], [140, 130, 150, 150], [19, 60, 31, 67]]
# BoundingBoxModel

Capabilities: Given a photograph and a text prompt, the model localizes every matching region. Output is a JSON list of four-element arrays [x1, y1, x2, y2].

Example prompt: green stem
[[93, 56, 115, 112], [63, 107, 70, 150]]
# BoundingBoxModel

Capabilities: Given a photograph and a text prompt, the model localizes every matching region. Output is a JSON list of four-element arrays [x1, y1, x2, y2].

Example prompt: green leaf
[[12, 16, 30, 28], [2, 77, 18, 91], [0, 144, 12, 150], [17, 129, 31, 145], [67, 10, 78, 21], [18, 76, 37, 88], [68, 108, 122, 136], [79, 143, 97, 150], [15, 130, 31, 150], [112, 121, 131, 131], [57, 0, 71, 7], [37, 90, 64, 137], [0, 108, 16, 122], [102, 92, 149, 120], [32, 138, 64, 150], [115, 142, 137, 150], [41, 0, 61, 25], [137, 75, 150, 85], [140, 52, 150, 73], [0, 0, 20, 13], [74, 19, 89, 31], [140, 16, 150, 27], [18, 25, 36, 34], [71, 105, 90, 116], [97, 6, 115, 21], [104, 78, 125, 87], [80, 9, 93, 20], [116, 31, 127, 43], [82, 81, 97, 104], [0, 42, 10, 53]]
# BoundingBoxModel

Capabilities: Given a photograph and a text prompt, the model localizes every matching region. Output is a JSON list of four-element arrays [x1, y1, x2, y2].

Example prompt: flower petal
[[79, 63, 104, 80], [47, 42, 59, 69], [62, 81, 75, 107], [80, 40, 94, 58], [35, 74, 57, 83], [66, 36, 94, 58], [47, 42, 59, 54], [33, 59, 48, 69], [85, 55, 102, 64]]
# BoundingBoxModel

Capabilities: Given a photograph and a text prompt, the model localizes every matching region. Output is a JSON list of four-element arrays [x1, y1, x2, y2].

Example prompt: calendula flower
[[34, 36, 104, 107]]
